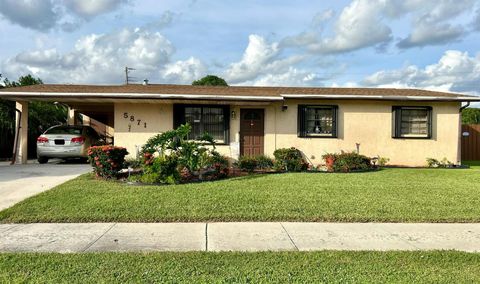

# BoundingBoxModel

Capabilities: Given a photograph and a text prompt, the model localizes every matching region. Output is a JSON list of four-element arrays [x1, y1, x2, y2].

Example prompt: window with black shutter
[[392, 106, 432, 139], [298, 105, 338, 138], [173, 104, 229, 143]]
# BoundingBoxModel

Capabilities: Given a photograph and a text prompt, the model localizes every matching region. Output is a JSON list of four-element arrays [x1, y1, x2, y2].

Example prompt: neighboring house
[[1, 84, 479, 166]]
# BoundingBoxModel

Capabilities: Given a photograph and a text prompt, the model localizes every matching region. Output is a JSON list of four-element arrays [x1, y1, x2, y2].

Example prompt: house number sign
[[123, 112, 147, 132]]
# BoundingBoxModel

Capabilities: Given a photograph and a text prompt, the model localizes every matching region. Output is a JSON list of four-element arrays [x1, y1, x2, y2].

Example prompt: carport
[[0, 83, 281, 164], [0, 86, 115, 164]]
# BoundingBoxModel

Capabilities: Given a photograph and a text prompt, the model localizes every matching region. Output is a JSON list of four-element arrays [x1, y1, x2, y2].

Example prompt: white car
[[36, 125, 103, 164]]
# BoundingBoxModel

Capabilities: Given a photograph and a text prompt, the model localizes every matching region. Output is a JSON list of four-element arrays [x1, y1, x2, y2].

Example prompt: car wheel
[[38, 157, 49, 164]]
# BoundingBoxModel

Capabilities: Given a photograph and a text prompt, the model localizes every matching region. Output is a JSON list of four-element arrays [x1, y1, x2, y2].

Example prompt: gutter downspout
[[460, 102, 470, 112], [458, 102, 470, 166], [11, 108, 22, 165]]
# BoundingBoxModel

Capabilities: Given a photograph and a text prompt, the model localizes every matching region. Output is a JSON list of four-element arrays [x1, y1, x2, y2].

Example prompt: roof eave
[[1, 91, 479, 102], [0, 92, 283, 102], [281, 94, 480, 101]]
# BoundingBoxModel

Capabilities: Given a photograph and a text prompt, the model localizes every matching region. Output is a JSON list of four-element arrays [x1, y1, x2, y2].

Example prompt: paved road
[[1, 222, 479, 253], [0, 160, 91, 210]]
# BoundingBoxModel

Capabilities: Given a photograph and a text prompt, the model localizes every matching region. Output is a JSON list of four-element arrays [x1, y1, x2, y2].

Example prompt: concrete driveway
[[0, 160, 91, 211]]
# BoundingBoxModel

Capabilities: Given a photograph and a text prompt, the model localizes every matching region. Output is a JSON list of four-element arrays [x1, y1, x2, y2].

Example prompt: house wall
[[114, 102, 234, 158], [114, 100, 461, 166], [273, 100, 461, 167]]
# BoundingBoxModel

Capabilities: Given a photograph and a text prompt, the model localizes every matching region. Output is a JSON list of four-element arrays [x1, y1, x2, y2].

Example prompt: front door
[[240, 109, 264, 156]]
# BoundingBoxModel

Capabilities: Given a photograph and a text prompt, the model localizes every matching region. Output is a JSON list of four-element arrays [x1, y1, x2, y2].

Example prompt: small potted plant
[[322, 153, 336, 172]]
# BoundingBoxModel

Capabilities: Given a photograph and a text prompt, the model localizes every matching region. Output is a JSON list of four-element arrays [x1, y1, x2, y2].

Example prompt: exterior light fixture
[[281, 105, 288, 111], [231, 110, 236, 119]]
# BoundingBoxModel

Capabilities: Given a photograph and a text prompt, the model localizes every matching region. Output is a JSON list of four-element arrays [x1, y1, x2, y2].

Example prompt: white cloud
[[393, 0, 473, 48], [249, 67, 321, 87], [362, 50, 480, 95], [282, 0, 476, 53], [161, 57, 207, 84], [281, 0, 392, 54], [0, 0, 59, 31], [0, 0, 128, 32], [397, 23, 464, 48], [224, 34, 280, 83], [318, 0, 392, 53], [15, 49, 60, 66], [473, 7, 480, 31], [311, 9, 335, 28], [222, 34, 323, 86], [64, 0, 128, 20], [2, 28, 175, 83]]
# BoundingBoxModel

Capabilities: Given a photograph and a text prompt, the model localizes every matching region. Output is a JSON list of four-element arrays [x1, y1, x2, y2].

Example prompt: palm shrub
[[141, 124, 229, 183]]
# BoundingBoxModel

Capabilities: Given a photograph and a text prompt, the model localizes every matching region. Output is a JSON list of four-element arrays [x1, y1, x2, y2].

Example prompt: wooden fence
[[461, 124, 480, 161]]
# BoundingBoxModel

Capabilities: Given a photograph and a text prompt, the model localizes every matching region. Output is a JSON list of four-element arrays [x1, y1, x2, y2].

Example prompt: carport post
[[67, 107, 76, 125], [15, 101, 28, 164]]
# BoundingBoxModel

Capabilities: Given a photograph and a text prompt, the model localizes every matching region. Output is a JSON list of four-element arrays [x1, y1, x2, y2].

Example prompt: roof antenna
[[125, 66, 136, 85]]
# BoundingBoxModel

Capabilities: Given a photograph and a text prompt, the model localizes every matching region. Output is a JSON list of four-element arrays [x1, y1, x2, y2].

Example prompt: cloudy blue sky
[[1, 0, 480, 97]]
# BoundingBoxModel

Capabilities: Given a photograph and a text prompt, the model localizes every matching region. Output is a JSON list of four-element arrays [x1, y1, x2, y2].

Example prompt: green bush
[[426, 157, 453, 168], [256, 155, 274, 170], [377, 156, 390, 167], [201, 152, 230, 181], [236, 155, 274, 172], [273, 147, 308, 172], [236, 156, 258, 172], [331, 151, 373, 173], [143, 155, 180, 184], [88, 146, 128, 179], [124, 157, 143, 169], [139, 172, 160, 184]]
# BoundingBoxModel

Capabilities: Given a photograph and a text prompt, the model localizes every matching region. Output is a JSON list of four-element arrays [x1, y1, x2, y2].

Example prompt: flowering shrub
[[88, 146, 128, 179], [202, 152, 229, 181]]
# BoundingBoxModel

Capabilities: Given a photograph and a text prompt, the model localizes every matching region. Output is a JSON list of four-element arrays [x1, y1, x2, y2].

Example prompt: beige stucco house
[[1, 84, 479, 166]]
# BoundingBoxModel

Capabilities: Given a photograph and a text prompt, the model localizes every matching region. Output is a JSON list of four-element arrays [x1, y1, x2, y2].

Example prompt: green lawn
[[1, 167, 480, 223], [1, 251, 479, 283]]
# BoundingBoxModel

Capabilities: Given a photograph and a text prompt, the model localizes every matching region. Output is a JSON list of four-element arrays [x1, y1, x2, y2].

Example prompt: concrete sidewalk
[[1, 222, 479, 253]]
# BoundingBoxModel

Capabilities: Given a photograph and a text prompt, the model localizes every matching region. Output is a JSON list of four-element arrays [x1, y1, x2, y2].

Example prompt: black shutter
[[223, 105, 230, 144], [332, 105, 338, 138], [173, 104, 185, 128], [426, 106, 433, 139], [392, 106, 401, 138], [297, 105, 306, 137]]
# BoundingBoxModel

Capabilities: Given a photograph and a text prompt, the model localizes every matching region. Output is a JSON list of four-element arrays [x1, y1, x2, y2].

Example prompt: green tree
[[192, 75, 228, 86], [0, 74, 67, 158], [461, 108, 480, 124], [3, 74, 43, 87]]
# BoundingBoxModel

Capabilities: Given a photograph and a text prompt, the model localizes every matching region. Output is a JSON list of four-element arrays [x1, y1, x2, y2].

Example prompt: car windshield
[[46, 126, 82, 135]]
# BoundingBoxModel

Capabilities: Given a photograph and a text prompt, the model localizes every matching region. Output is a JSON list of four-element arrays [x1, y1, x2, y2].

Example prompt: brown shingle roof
[[0, 83, 478, 101]]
